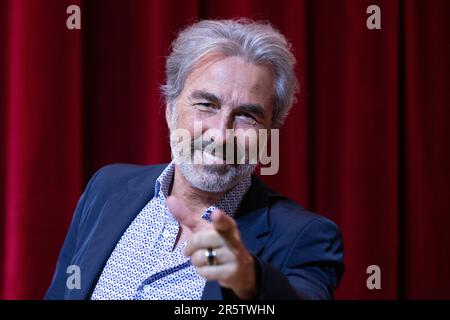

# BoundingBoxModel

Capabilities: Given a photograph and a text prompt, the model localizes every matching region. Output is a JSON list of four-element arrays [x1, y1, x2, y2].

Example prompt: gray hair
[[161, 19, 299, 128]]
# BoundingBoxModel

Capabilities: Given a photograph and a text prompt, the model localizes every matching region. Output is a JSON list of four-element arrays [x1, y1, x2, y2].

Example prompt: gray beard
[[177, 161, 255, 193], [169, 128, 256, 193]]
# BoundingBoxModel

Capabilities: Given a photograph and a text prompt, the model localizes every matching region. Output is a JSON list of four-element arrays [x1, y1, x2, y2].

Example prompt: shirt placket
[[134, 200, 189, 299]]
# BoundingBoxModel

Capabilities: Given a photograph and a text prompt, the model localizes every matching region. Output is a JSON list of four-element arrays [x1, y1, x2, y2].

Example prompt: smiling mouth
[[193, 149, 226, 165]]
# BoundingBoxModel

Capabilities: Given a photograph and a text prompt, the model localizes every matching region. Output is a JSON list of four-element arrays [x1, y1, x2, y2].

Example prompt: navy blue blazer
[[45, 163, 344, 300]]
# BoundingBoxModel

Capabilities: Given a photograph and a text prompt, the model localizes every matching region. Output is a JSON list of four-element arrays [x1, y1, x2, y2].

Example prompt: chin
[[178, 161, 256, 193], [179, 163, 236, 193]]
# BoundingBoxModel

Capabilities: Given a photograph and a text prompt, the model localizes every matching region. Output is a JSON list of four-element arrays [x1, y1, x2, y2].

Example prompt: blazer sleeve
[[44, 169, 101, 300], [255, 218, 345, 300]]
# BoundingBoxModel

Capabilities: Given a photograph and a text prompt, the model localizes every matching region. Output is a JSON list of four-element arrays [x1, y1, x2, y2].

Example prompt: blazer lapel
[[235, 177, 272, 256]]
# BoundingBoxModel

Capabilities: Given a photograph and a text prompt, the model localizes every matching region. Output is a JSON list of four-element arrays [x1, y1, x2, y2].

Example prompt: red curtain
[[1, 0, 449, 299]]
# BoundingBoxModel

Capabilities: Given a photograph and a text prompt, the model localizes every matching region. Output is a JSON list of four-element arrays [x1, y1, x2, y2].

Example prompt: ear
[[165, 103, 173, 130]]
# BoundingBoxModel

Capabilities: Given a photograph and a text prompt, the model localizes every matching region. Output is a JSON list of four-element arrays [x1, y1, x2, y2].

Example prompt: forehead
[[182, 55, 275, 105]]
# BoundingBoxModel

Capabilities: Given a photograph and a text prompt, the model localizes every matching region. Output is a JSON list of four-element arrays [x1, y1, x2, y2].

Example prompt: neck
[[170, 165, 225, 216]]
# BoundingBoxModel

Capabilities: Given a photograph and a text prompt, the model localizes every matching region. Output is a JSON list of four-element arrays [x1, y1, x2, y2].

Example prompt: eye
[[236, 113, 258, 125], [194, 102, 214, 110]]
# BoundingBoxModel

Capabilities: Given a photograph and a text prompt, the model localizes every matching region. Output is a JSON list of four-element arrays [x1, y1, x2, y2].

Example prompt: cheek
[[175, 106, 194, 128], [177, 103, 210, 126], [235, 131, 259, 151], [247, 136, 259, 153], [175, 113, 205, 142]]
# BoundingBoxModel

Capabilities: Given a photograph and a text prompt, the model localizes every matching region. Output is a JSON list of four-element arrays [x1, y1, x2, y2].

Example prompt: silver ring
[[205, 248, 217, 266]]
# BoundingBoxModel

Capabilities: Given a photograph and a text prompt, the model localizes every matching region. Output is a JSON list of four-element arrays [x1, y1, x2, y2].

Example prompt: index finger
[[210, 210, 242, 248]]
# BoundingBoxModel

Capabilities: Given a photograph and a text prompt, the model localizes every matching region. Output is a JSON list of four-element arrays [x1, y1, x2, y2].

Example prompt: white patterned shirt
[[90, 162, 251, 300]]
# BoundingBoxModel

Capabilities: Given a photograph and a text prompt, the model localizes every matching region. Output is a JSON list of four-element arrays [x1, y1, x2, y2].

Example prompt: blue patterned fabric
[[90, 162, 251, 300]]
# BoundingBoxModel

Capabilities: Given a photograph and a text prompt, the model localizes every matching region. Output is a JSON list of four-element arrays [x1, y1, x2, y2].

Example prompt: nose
[[203, 109, 234, 145]]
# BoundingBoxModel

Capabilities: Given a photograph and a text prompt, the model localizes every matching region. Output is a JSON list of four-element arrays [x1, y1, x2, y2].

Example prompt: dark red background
[[1, 0, 449, 299]]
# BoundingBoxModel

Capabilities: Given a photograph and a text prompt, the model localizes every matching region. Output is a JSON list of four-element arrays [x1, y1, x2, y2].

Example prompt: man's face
[[168, 54, 275, 192]]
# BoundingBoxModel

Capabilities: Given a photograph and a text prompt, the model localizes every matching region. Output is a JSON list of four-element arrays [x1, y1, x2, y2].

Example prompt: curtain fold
[[1, 0, 449, 299], [1, 0, 83, 298]]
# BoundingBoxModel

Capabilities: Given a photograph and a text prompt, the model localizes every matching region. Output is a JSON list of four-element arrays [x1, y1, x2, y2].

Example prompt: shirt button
[[143, 285, 151, 293], [162, 230, 171, 238]]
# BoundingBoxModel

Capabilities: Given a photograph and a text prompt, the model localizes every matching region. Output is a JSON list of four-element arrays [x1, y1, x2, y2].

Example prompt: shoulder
[[90, 162, 167, 183], [86, 163, 168, 192], [247, 177, 341, 238], [268, 197, 340, 238], [242, 176, 342, 241]]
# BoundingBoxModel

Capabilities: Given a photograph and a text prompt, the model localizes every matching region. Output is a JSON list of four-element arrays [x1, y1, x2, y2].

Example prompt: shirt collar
[[154, 161, 252, 220]]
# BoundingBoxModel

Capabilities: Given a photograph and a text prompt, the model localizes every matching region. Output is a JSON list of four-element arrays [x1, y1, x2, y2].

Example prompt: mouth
[[193, 149, 226, 165]]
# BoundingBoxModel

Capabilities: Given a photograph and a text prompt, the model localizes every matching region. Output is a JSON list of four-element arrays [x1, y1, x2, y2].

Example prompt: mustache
[[191, 136, 246, 160]]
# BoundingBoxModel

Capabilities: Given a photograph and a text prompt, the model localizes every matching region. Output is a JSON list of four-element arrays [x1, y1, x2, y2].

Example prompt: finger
[[211, 210, 236, 233], [184, 229, 225, 257], [166, 196, 211, 233], [211, 210, 241, 246], [195, 264, 236, 284], [190, 247, 233, 267]]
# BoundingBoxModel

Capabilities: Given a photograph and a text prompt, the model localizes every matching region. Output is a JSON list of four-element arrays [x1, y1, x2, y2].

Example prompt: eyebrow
[[190, 90, 266, 120], [236, 104, 266, 121], [190, 90, 221, 104]]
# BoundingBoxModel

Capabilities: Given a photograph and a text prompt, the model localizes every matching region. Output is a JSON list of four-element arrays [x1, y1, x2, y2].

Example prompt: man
[[46, 19, 344, 300]]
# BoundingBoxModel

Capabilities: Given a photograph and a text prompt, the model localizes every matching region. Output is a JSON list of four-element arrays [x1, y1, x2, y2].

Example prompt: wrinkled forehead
[[182, 54, 275, 107]]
